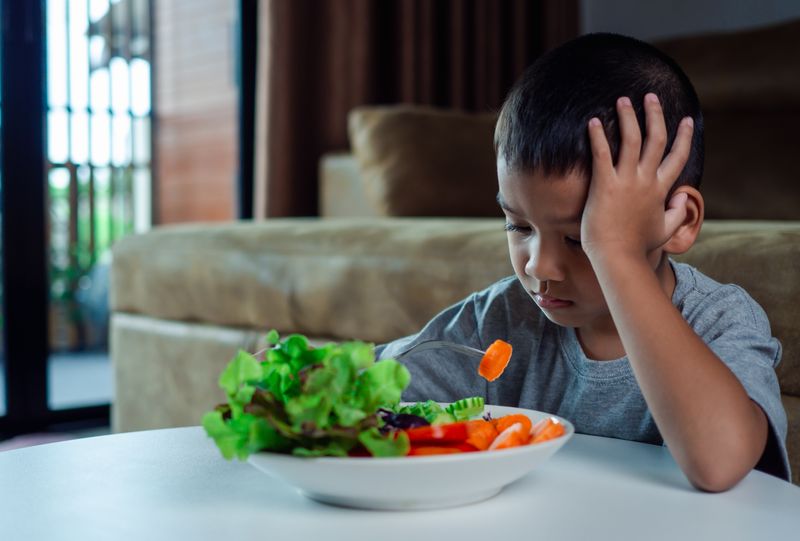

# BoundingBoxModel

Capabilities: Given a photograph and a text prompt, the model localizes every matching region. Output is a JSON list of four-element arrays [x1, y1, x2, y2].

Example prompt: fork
[[393, 340, 485, 361], [251, 339, 486, 362]]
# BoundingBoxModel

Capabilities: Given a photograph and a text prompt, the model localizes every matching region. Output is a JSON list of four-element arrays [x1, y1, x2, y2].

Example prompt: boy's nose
[[525, 239, 566, 283]]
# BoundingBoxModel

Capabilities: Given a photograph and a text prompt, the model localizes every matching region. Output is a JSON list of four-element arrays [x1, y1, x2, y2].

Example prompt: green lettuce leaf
[[333, 403, 368, 427], [265, 329, 280, 345], [285, 392, 333, 431], [358, 427, 410, 457], [202, 410, 243, 460], [218, 350, 262, 399], [353, 360, 411, 412], [202, 330, 413, 461], [291, 439, 353, 457]]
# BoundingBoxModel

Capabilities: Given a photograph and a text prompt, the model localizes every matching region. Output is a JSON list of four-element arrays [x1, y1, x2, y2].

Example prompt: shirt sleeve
[[375, 293, 489, 404], [699, 285, 790, 481]]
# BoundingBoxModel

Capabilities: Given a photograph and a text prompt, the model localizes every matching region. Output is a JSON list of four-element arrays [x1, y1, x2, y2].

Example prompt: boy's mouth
[[533, 293, 574, 309]]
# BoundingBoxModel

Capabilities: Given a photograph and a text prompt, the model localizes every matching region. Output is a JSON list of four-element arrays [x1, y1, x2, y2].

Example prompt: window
[[46, 0, 152, 410], [0, 0, 153, 435]]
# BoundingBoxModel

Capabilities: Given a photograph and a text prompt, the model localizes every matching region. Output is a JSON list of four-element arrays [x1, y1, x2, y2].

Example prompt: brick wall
[[154, 0, 238, 223]]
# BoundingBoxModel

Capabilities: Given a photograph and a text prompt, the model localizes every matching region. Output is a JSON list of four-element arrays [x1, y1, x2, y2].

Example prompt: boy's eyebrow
[[496, 193, 518, 214], [496, 192, 582, 224]]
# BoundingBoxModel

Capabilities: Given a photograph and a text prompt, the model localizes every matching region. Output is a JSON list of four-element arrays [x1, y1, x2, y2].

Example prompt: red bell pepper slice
[[404, 422, 469, 444]]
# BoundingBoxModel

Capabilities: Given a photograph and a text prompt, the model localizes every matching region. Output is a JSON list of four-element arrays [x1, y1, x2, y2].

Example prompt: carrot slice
[[492, 414, 532, 436], [478, 339, 513, 381], [465, 419, 499, 450], [530, 418, 565, 444], [488, 422, 529, 450], [408, 443, 478, 456], [530, 418, 548, 438]]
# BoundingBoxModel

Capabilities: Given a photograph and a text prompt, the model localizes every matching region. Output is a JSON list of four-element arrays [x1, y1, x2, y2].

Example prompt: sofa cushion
[[348, 105, 501, 217]]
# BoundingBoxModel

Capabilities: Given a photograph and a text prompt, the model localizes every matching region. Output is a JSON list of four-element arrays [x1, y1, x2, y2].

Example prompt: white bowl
[[248, 405, 574, 510]]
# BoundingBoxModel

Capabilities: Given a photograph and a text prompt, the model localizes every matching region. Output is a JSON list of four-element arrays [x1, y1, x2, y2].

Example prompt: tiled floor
[[0, 350, 113, 415]]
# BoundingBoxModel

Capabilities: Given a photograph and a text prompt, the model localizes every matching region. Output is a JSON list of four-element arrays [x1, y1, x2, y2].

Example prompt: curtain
[[254, 0, 578, 218]]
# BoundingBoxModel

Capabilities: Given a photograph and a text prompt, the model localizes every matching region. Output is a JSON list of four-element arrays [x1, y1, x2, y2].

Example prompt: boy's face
[[497, 160, 614, 332]]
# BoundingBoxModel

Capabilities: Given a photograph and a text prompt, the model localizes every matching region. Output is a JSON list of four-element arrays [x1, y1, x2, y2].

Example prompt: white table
[[1, 427, 797, 540]]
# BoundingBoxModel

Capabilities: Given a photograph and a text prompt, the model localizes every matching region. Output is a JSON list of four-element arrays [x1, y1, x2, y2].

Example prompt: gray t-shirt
[[376, 260, 790, 481]]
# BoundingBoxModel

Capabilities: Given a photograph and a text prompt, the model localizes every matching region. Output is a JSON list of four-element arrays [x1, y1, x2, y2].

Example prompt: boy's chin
[[537, 306, 581, 328]]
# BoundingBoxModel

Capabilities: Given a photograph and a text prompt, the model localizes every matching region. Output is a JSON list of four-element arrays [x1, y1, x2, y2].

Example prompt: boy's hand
[[581, 93, 694, 262]]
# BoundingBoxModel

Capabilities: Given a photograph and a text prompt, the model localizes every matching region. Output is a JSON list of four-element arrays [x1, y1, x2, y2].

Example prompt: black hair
[[495, 33, 704, 190]]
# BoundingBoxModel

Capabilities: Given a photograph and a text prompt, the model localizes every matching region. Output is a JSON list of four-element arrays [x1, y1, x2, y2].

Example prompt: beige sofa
[[111, 22, 800, 484], [110, 216, 800, 480]]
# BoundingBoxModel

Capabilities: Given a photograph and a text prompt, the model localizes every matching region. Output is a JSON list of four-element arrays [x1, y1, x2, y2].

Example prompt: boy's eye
[[504, 223, 531, 234], [565, 236, 582, 248]]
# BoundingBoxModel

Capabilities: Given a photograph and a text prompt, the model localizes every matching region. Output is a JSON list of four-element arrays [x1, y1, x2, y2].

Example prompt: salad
[[202, 330, 563, 460]]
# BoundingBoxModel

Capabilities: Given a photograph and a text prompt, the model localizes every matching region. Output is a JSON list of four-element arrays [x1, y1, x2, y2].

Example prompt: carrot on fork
[[478, 339, 513, 382]]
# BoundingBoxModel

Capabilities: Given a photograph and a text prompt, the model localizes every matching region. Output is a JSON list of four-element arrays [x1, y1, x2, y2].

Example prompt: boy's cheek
[[507, 244, 528, 272], [574, 267, 609, 306]]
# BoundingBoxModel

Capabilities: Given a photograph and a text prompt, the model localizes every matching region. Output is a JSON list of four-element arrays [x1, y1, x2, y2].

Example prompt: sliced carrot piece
[[408, 443, 478, 456], [530, 418, 549, 438], [493, 414, 532, 436], [488, 422, 529, 451], [465, 419, 498, 451], [530, 418, 565, 444], [478, 339, 513, 382]]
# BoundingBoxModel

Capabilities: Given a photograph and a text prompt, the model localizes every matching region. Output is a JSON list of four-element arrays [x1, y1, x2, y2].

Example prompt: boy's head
[[494, 33, 705, 339], [495, 32, 704, 190]]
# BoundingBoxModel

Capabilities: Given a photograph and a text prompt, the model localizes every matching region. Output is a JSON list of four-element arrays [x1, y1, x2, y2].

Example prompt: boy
[[375, 33, 789, 492]]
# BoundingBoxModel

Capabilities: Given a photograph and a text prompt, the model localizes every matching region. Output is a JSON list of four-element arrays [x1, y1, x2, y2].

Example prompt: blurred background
[[0, 0, 798, 442]]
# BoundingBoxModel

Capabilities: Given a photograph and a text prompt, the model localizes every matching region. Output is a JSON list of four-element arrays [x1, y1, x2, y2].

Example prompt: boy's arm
[[582, 94, 768, 492]]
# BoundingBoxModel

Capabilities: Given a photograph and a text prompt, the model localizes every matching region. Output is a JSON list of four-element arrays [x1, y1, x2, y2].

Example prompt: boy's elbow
[[684, 407, 767, 493], [685, 461, 748, 493]]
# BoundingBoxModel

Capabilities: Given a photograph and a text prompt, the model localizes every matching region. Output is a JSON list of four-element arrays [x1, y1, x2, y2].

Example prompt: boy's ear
[[663, 186, 704, 255]]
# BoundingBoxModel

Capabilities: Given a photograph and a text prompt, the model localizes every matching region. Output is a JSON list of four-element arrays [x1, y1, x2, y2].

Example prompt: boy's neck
[[576, 255, 677, 361]]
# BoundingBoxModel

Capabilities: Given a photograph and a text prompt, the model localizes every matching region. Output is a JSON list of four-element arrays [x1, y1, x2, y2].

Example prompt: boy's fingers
[[641, 93, 668, 176], [658, 117, 695, 182], [615, 96, 641, 176], [587, 117, 615, 180]]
